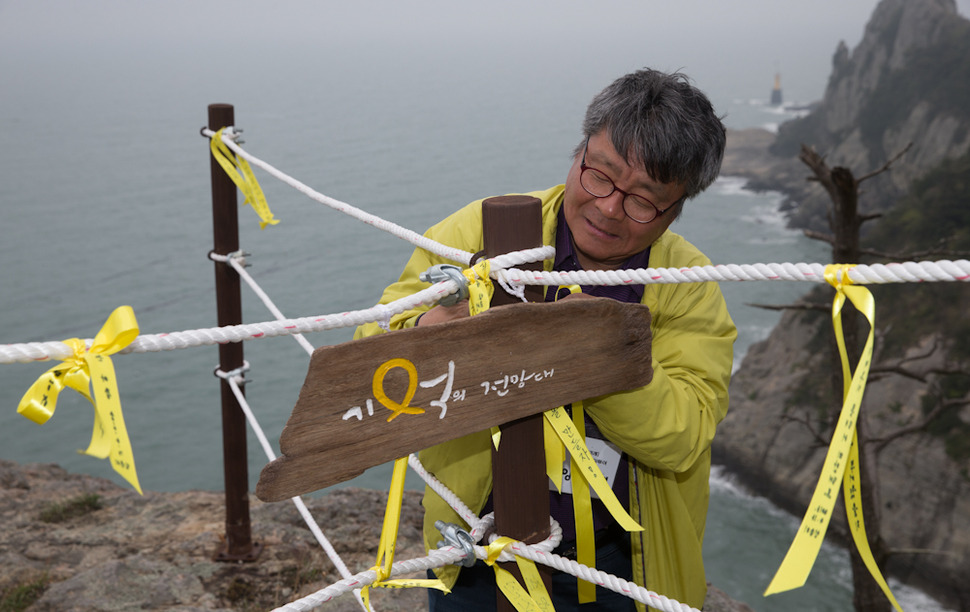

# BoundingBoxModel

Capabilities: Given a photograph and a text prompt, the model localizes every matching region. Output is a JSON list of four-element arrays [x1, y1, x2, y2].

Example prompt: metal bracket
[[435, 520, 477, 567], [419, 264, 469, 306]]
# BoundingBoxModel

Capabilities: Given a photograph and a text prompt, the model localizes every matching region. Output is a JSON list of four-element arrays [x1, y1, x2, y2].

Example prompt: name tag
[[550, 437, 622, 499]]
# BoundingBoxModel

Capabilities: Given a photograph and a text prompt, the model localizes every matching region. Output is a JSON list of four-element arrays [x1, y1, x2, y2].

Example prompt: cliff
[[713, 0, 970, 608], [0, 461, 752, 611], [731, 0, 970, 232]]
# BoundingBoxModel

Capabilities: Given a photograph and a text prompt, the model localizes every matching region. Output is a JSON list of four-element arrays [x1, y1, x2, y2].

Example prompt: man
[[355, 68, 736, 611]]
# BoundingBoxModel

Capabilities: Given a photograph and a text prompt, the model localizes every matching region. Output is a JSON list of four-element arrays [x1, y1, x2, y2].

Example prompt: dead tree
[[798, 144, 897, 612], [794, 141, 970, 611]]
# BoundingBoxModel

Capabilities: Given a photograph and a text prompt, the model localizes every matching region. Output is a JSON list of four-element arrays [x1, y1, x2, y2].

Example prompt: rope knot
[[823, 263, 856, 290]]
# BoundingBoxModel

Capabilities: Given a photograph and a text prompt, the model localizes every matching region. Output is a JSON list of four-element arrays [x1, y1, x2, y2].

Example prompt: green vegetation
[[864, 150, 970, 361], [860, 149, 970, 462], [38, 493, 103, 523], [0, 575, 48, 612], [924, 373, 970, 462]]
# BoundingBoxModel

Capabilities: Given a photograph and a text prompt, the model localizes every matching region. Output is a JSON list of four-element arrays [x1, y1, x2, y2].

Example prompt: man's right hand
[[416, 301, 471, 326]]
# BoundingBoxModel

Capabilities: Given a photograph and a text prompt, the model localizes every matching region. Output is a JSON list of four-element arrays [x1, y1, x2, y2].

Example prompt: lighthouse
[[770, 72, 783, 106]]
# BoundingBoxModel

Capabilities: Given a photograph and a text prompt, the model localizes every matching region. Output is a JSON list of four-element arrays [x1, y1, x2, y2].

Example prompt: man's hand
[[557, 292, 595, 302], [416, 301, 471, 326]]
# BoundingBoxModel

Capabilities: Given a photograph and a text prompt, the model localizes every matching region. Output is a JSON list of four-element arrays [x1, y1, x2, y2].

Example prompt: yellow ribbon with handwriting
[[485, 537, 555, 612], [765, 266, 901, 611], [17, 306, 142, 494], [544, 406, 642, 535], [568, 402, 597, 602], [544, 402, 641, 603], [363, 457, 449, 609], [460, 259, 499, 445], [462, 259, 493, 316], [209, 127, 279, 229], [539, 285, 584, 470]]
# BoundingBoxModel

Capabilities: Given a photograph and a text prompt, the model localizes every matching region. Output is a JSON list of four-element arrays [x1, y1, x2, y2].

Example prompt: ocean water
[[0, 18, 952, 612]]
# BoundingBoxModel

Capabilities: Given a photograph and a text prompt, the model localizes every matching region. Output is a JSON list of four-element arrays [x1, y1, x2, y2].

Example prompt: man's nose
[[596, 191, 627, 220]]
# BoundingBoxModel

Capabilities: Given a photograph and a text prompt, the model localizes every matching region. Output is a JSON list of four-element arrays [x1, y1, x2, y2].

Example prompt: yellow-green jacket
[[355, 185, 736, 610]]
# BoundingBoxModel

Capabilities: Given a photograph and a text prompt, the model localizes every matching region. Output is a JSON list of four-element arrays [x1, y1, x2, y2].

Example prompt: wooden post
[[208, 103, 261, 562], [482, 195, 551, 608]]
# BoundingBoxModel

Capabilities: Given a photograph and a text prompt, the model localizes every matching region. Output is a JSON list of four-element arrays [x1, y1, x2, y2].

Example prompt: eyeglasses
[[579, 138, 679, 224]]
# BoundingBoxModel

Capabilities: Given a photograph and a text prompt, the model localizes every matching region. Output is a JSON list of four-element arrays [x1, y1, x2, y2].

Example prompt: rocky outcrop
[[0, 460, 429, 612], [0, 461, 753, 611], [712, 1, 970, 608], [737, 0, 970, 231]]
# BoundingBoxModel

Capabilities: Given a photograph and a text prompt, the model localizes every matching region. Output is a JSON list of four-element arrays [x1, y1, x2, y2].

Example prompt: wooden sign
[[255, 299, 652, 502]]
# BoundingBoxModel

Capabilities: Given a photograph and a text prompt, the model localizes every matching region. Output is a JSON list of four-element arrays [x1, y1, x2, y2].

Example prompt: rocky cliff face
[[713, 0, 970, 608], [712, 299, 970, 609], [758, 0, 970, 230]]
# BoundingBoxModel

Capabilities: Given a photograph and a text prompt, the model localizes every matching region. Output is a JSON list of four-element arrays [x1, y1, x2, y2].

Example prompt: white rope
[[202, 127, 475, 267], [272, 547, 469, 612], [273, 499, 697, 612], [214, 366, 370, 612], [407, 454, 480, 529], [4, 258, 968, 365], [496, 259, 970, 288], [0, 280, 459, 364], [210, 250, 316, 357], [0, 244, 559, 365]]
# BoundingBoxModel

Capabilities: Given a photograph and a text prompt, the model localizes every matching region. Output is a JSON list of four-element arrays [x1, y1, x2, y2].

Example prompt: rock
[[724, 0, 970, 234], [0, 460, 428, 612], [0, 460, 753, 611], [719, 128, 804, 197]]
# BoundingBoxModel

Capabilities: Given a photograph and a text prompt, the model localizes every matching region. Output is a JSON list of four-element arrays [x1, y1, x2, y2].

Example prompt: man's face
[[562, 130, 686, 270]]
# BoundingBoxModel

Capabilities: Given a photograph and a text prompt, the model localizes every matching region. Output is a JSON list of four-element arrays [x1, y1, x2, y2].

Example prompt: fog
[[4, 0, 967, 105]]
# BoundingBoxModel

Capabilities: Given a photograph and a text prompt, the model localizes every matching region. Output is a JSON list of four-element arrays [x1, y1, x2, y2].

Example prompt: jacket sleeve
[[353, 200, 485, 339], [585, 245, 736, 474]]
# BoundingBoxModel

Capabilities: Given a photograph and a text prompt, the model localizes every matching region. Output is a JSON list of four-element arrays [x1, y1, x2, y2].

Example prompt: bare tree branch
[[887, 548, 960, 559], [858, 142, 914, 183], [804, 229, 835, 246], [858, 243, 970, 261], [872, 396, 970, 452], [782, 413, 831, 448], [868, 365, 929, 384], [745, 302, 830, 312]]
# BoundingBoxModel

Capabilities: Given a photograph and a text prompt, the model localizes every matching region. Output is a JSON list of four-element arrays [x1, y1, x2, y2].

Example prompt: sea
[[0, 19, 951, 612]]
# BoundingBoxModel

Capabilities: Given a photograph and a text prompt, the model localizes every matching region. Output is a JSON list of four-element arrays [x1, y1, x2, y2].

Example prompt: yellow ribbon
[[17, 306, 143, 494], [544, 406, 642, 534], [568, 402, 596, 603], [765, 266, 901, 611], [209, 127, 279, 229], [364, 457, 449, 608], [460, 259, 500, 445], [485, 537, 555, 612], [543, 286, 582, 493], [546, 401, 641, 602], [363, 457, 449, 607], [462, 259, 493, 316]]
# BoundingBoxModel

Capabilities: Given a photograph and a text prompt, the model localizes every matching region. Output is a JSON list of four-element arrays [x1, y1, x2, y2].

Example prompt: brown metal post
[[208, 103, 261, 562], [482, 195, 550, 609]]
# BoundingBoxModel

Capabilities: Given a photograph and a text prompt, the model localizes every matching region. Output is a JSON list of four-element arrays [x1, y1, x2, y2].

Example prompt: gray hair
[[577, 68, 726, 202]]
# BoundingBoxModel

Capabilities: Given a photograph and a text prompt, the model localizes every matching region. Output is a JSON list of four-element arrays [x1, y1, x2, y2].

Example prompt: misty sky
[[3, 0, 968, 105]]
